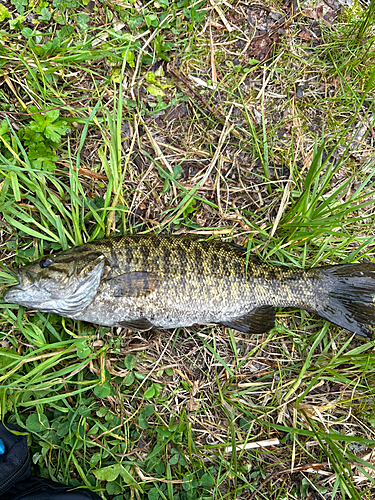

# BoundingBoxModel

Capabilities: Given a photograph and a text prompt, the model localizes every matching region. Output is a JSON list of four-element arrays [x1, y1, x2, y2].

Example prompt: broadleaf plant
[[22, 108, 69, 171]]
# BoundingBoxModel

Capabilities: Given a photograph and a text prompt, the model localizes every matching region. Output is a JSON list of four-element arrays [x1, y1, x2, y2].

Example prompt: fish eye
[[39, 257, 54, 269]]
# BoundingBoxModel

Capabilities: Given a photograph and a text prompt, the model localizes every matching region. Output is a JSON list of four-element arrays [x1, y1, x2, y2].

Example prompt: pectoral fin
[[118, 318, 154, 331], [219, 306, 275, 334], [106, 271, 162, 298]]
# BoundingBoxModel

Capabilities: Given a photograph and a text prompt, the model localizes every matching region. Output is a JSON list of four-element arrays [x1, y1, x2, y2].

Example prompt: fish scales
[[92, 235, 313, 309], [3, 234, 375, 337]]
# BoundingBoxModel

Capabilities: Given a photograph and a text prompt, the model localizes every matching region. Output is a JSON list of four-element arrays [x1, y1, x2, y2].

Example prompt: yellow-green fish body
[[4, 235, 375, 336]]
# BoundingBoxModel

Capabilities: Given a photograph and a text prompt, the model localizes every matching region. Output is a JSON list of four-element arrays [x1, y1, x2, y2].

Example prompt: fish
[[3, 234, 375, 337]]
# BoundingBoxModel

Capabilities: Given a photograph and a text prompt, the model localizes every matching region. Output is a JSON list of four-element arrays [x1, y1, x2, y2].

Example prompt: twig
[[248, 462, 365, 500], [209, 25, 218, 88], [159, 108, 235, 227], [139, 118, 177, 198], [224, 438, 280, 454], [169, 67, 242, 140], [134, 465, 185, 484], [131, 331, 174, 401], [169, 68, 219, 117], [209, 0, 234, 32]]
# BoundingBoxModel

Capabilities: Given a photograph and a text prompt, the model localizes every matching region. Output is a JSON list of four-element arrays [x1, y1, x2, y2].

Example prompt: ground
[[1, 0, 375, 499]]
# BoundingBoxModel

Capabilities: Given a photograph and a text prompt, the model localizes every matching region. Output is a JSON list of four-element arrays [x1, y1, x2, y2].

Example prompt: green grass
[[1, 0, 375, 499]]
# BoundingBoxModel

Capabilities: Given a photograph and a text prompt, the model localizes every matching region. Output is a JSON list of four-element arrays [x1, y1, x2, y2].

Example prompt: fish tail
[[315, 263, 375, 338]]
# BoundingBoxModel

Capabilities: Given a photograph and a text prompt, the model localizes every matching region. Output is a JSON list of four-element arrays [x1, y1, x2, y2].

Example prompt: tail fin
[[316, 263, 375, 338]]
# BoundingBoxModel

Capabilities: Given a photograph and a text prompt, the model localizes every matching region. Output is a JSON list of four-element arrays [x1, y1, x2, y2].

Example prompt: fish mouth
[[3, 270, 47, 307], [3, 285, 53, 310], [12, 269, 23, 289], [12, 268, 37, 290], [3, 269, 23, 296], [3, 284, 33, 303]]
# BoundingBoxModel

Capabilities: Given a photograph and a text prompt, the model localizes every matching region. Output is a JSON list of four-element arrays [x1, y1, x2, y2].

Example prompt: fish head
[[3, 247, 106, 317]]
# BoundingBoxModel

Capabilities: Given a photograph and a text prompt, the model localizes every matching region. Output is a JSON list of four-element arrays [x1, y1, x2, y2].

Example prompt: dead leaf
[[248, 33, 280, 62], [298, 26, 311, 40], [302, 0, 341, 22], [186, 396, 200, 411]]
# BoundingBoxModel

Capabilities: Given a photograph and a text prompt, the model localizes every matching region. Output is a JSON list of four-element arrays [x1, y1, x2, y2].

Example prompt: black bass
[[3, 234, 375, 337]]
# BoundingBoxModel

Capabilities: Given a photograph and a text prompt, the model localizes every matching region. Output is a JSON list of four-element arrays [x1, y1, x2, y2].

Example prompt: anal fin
[[219, 306, 275, 334]]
